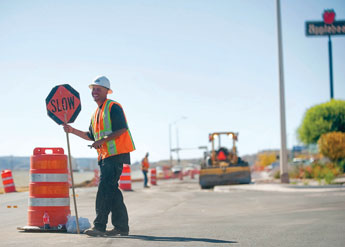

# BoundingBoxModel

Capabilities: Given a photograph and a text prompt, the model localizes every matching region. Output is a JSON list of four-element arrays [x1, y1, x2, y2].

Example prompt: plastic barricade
[[1, 170, 16, 193], [119, 164, 132, 191], [150, 168, 157, 185], [28, 147, 70, 227]]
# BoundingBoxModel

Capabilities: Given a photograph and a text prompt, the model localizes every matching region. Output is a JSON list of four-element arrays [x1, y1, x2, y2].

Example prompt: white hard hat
[[89, 75, 113, 94]]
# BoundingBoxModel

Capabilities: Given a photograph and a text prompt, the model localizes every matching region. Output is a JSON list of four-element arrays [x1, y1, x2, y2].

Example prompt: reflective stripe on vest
[[91, 99, 135, 160], [29, 198, 70, 207], [30, 174, 68, 183]]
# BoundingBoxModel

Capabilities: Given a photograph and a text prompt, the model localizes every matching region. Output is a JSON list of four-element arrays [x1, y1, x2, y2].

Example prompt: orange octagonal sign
[[46, 84, 81, 125]]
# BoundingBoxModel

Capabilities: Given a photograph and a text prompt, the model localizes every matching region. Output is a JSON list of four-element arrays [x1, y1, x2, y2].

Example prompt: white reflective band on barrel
[[4, 183, 15, 188], [30, 174, 68, 183], [29, 198, 70, 207], [2, 177, 13, 182], [119, 181, 131, 184], [121, 173, 131, 176]]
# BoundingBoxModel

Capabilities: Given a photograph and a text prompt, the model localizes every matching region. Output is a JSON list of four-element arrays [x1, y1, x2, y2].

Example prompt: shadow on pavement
[[105, 234, 237, 244]]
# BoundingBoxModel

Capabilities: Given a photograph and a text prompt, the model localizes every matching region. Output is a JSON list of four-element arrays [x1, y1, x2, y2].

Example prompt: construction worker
[[63, 75, 135, 237], [141, 152, 150, 188]]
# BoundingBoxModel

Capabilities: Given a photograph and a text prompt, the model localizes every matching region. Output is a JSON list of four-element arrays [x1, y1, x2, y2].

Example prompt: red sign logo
[[46, 84, 81, 125], [323, 9, 336, 24]]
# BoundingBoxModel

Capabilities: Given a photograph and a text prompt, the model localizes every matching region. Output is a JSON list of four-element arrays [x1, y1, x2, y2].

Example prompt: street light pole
[[169, 123, 173, 166], [169, 116, 187, 166], [176, 126, 180, 165], [276, 0, 289, 183]]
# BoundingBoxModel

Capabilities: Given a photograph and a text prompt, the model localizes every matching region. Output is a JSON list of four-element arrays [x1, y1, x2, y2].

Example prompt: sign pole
[[328, 35, 334, 99], [64, 114, 80, 234], [305, 10, 344, 100]]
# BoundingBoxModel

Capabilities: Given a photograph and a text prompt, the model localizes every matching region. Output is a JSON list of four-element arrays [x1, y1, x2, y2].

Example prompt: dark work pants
[[94, 159, 129, 232], [142, 170, 148, 187]]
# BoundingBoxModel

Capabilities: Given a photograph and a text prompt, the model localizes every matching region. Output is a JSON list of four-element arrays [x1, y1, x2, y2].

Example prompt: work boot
[[84, 227, 105, 237], [106, 228, 129, 236]]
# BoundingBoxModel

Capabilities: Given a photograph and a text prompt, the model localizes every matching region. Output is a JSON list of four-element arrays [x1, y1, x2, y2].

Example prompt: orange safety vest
[[141, 157, 149, 171], [91, 99, 135, 160]]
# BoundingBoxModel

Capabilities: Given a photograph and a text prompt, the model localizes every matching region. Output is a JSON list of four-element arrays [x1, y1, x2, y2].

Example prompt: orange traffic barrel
[[150, 168, 157, 185], [68, 169, 72, 188], [91, 169, 100, 186], [190, 169, 195, 179], [119, 164, 132, 191], [163, 167, 171, 179], [1, 170, 16, 193], [28, 147, 70, 227]]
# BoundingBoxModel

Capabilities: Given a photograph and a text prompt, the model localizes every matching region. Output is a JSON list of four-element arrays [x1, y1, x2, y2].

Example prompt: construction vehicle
[[199, 132, 251, 189]]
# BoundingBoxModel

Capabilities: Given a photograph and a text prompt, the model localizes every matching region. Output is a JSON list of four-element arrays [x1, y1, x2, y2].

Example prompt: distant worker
[[63, 75, 135, 237], [141, 152, 150, 188]]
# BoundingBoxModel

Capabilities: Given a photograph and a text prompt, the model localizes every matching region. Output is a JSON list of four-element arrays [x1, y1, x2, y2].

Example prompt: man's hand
[[62, 125, 92, 141], [63, 124, 74, 134], [92, 139, 106, 149]]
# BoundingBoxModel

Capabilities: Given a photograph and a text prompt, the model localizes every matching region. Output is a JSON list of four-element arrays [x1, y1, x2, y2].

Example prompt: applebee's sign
[[306, 9, 345, 36]]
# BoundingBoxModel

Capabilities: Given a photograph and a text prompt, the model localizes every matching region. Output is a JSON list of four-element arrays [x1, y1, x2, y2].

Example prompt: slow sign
[[46, 84, 81, 125]]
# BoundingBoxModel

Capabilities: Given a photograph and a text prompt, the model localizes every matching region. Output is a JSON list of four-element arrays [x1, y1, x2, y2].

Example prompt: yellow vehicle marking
[[200, 166, 250, 175]]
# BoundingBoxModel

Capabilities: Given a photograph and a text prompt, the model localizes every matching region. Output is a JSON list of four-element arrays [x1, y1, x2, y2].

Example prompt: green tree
[[298, 100, 345, 144]]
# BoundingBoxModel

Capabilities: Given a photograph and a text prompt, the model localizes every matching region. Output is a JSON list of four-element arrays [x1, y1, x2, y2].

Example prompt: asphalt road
[[1, 177, 345, 247]]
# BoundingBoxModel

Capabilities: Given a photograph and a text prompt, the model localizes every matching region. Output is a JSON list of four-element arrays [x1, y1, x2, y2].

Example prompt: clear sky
[[0, 0, 344, 163]]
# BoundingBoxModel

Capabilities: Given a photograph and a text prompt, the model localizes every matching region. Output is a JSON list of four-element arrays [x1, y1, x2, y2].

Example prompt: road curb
[[214, 183, 345, 193]]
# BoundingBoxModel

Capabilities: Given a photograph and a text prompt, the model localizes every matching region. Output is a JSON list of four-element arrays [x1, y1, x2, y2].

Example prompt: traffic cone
[[28, 147, 70, 228], [150, 168, 157, 185], [68, 169, 72, 188], [91, 169, 99, 186], [119, 164, 132, 191], [1, 170, 16, 193], [190, 169, 195, 179], [179, 170, 183, 180]]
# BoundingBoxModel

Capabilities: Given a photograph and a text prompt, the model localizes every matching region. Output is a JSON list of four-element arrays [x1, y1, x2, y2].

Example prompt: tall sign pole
[[276, 0, 289, 183], [306, 9, 345, 100], [46, 84, 82, 234], [328, 35, 334, 99]]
